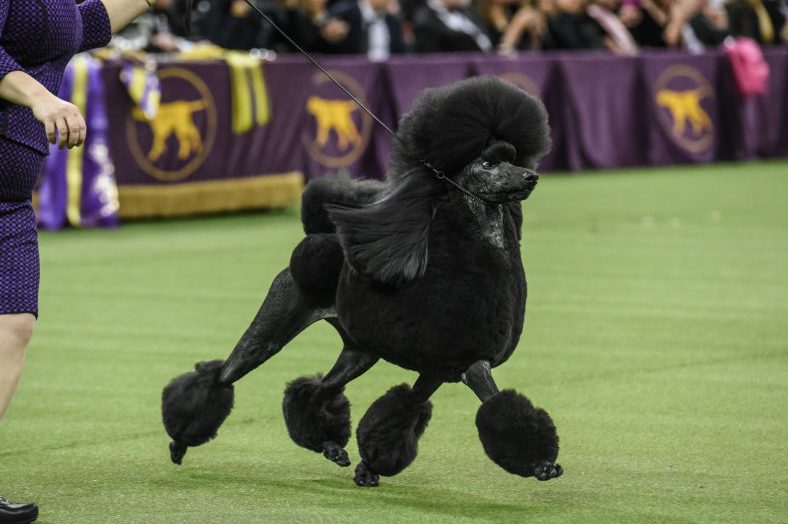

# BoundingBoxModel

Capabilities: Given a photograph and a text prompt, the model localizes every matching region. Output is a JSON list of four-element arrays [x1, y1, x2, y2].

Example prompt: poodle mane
[[328, 76, 550, 285], [327, 168, 441, 286]]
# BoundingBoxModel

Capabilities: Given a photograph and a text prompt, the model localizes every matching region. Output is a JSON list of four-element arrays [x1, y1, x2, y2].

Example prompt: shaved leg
[[319, 345, 379, 466], [321, 318, 379, 391], [461, 360, 499, 402], [219, 268, 333, 385], [321, 348, 379, 391]]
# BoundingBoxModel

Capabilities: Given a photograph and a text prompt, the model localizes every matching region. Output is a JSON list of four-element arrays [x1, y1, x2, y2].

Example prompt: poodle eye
[[481, 160, 494, 169]]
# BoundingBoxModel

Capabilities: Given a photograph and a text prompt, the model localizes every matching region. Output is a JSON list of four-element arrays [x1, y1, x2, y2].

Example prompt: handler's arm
[[0, 72, 87, 149], [0, 0, 85, 148], [99, 0, 152, 33]]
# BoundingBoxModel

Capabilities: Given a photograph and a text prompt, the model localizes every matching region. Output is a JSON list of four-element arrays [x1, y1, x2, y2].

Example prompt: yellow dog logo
[[654, 65, 715, 153], [307, 97, 362, 151], [302, 71, 372, 169], [656, 89, 712, 136], [128, 67, 217, 182], [133, 100, 207, 161]]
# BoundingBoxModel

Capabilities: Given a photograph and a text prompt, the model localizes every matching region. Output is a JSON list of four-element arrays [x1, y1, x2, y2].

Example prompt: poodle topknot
[[391, 76, 551, 177]]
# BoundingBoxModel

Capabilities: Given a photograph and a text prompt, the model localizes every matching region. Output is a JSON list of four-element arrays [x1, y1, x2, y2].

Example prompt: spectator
[[725, 0, 786, 44], [412, 0, 494, 52], [619, 0, 670, 46], [479, 0, 549, 52], [477, 0, 522, 47], [170, 0, 207, 38], [497, 0, 554, 53], [277, 0, 350, 53], [199, 0, 233, 45], [110, 0, 194, 53], [326, 0, 408, 58], [212, 0, 277, 50], [587, 0, 639, 53], [664, 0, 729, 51], [544, 0, 607, 50]]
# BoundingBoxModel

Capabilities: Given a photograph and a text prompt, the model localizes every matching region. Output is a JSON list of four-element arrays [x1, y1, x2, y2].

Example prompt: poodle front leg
[[354, 375, 442, 487], [464, 360, 562, 481]]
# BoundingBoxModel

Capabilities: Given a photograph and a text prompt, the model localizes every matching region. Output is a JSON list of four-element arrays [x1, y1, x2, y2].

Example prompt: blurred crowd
[[111, 0, 787, 58]]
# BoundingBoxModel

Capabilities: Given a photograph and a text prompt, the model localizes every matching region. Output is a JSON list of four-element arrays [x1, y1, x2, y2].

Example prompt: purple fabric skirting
[[0, 138, 44, 317]]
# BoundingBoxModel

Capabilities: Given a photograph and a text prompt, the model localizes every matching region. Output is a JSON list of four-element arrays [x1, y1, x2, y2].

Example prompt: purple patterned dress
[[0, 0, 111, 316]]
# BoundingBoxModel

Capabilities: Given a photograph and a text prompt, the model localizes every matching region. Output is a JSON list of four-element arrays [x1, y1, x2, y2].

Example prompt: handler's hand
[[30, 92, 87, 149]]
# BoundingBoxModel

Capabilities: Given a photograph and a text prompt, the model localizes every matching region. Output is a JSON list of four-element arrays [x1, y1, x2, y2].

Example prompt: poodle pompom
[[356, 384, 432, 476], [161, 360, 235, 464], [392, 76, 551, 177], [301, 173, 386, 235], [283, 375, 351, 452], [289, 233, 344, 296], [475, 390, 559, 477]]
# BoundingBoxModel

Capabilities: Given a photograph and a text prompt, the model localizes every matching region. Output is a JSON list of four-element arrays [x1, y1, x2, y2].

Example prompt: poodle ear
[[327, 175, 437, 286], [505, 202, 523, 240]]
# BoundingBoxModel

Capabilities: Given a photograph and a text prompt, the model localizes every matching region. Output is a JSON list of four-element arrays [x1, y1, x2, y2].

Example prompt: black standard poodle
[[161, 75, 563, 487]]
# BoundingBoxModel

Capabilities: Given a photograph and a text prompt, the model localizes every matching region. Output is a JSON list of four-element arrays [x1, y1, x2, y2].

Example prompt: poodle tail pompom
[[300, 174, 385, 235], [161, 360, 235, 465], [475, 390, 559, 477], [289, 234, 344, 296]]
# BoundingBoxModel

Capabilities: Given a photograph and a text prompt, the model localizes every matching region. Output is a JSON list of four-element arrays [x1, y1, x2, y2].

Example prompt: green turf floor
[[2, 161, 787, 523]]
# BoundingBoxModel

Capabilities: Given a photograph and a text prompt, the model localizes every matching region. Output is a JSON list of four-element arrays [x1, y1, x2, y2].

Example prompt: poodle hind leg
[[283, 339, 379, 468], [162, 268, 331, 464], [219, 268, 334, 385], [464, 360, 562, 481], [354, 375, 442, 487]]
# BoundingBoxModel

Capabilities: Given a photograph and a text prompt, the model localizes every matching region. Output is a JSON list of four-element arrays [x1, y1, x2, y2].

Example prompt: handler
[[0, 0, 157, 521]]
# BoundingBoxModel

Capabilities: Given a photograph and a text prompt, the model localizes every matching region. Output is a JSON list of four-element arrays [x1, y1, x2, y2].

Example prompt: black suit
[[326, 1, 407, 55], [544, 12, 606, 51], [412, 4, 491, 53], [726, 0, 786, 44]]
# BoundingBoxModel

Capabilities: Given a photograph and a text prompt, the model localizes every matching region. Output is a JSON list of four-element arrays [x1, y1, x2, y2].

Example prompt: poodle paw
[[534, 461, 563, 481], [322, 441, 351, 467], [353, 462, 379, 487]]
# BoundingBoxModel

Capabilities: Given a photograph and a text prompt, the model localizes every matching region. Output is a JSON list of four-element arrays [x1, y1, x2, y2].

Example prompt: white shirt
[[360, 0, 391, 61]]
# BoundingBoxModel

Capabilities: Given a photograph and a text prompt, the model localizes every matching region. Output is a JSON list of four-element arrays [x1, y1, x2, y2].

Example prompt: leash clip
[[421, 160, 445, 179]]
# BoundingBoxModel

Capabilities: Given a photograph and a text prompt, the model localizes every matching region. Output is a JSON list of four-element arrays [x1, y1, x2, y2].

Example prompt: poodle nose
[[524, 172, 539, 183]]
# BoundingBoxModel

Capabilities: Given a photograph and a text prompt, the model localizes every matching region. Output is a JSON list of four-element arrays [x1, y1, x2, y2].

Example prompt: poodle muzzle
[[477, 169, 539, 204]]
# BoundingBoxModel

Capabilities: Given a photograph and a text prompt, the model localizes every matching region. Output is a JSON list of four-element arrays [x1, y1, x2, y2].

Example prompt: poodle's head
[[452, 140, 540, 204], [329, 76, 550, 286]]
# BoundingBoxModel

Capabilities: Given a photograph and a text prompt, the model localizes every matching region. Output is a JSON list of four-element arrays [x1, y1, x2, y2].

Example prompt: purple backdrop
[[39, 48, 788, 227]]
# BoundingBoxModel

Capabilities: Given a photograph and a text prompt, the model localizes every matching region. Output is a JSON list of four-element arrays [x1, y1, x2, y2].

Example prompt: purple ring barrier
[[37, 48, 788, 226]]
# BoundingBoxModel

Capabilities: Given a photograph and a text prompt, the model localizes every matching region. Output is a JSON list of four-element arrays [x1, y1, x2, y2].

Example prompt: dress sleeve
[[0, 0, 26, 82], [78, 0, 113, 52]]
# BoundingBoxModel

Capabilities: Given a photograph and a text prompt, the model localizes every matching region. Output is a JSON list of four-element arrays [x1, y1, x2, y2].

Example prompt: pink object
[[724, 37, 770, 98]]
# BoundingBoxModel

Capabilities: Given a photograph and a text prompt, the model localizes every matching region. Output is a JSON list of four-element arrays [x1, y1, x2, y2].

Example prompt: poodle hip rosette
[[161, 75, 562, 487]]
